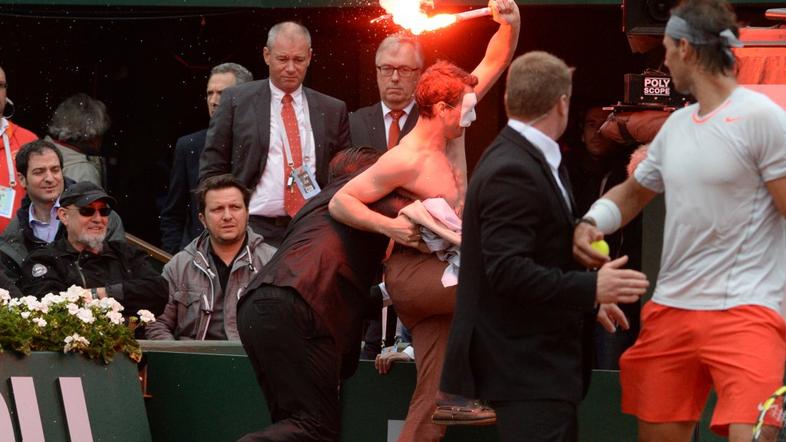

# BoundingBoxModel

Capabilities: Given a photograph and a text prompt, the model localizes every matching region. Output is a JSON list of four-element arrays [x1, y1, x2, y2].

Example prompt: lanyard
[[274, 92, 313, 170], [0, 121, 15, 187]]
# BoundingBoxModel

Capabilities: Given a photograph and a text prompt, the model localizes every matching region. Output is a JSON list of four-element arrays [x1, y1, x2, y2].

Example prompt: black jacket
[[159, 129, 207, 254], [349, 102, 419, 152], [441, 125, 597, 403], [244, 175, 408, 379], [18, 238, 167, 317]]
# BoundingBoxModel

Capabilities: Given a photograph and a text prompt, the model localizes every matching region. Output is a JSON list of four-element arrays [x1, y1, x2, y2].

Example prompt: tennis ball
[[590, 240, 610, 257]]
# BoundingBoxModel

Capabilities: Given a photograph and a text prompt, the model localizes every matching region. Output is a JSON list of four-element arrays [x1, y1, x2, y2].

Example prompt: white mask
[[459, 92, 478, 128]]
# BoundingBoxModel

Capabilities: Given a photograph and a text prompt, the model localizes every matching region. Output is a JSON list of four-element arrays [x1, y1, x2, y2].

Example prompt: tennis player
[[573, 0, 786, 440]]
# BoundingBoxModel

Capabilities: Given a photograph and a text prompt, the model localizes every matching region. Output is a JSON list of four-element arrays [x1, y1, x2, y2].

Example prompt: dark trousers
[[491, 399, 578, 442], [237, 285, 341, 442]]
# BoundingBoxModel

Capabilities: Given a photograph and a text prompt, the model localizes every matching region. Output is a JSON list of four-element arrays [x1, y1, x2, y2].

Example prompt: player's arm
[[573, 175, 658, 268], [471, 0, 521, 101], [329, 155, 420, 247], [766, 176, 786, 218]]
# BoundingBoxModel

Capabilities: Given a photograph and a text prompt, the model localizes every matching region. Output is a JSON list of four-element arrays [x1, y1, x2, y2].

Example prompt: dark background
[[0, 2, 773, 245]]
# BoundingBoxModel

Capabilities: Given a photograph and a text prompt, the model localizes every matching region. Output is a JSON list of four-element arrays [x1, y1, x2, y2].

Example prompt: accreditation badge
[[293, 165, 321, 199], [0, 185, 15, 219]]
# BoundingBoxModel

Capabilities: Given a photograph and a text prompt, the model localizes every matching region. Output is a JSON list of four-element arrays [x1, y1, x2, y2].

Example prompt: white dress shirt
[[249, 81, 317, 217], [507, 119, 571, 210]]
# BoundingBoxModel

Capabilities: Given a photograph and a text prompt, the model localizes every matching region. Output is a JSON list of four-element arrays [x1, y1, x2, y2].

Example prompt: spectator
[[160, 63, 253, 254], [45, 93, 111, 187], [0, 140, 125, 284], [18, 182, 166, 318], [564, 106, 643, 369], [350, 34, 423, 152], [147, 174, 275, 340], [200, 21, 351, 248], [0, 65, 38, 232]]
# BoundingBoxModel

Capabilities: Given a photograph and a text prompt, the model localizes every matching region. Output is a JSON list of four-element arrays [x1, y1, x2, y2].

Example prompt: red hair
[[415, 60, 478, 118]]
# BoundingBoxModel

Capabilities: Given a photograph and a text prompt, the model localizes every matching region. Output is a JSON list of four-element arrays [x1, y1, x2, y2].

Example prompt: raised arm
[[471, 0, 521, 101]]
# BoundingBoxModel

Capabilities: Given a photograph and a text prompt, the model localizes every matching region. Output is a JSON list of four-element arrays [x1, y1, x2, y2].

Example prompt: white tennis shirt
[[635, 87, 786, 312]]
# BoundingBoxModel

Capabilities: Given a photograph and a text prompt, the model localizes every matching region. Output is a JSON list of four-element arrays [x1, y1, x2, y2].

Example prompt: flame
[[379, 0, 457, 35]]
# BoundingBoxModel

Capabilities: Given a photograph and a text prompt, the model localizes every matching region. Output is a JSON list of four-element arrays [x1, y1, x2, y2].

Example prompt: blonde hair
[[505, 51, 572, 120]]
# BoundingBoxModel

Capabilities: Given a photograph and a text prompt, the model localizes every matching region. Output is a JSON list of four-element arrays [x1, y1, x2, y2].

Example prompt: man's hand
[[375, 350, 412, 375], [490, 0, 520, 26], [573, 221, 610, 269], [385, 214, 421, 249], [596, 256, 648, 305], [596, 303, 630, 333]]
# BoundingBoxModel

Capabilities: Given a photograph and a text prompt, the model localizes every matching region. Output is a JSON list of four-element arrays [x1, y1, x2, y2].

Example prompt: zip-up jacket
[[18, 238, 168, 317], [145, 228, 275, 340]]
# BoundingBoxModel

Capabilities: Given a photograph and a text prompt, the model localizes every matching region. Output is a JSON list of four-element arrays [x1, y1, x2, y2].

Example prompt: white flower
[[41, 293, 65, 307], [8, 298, 21, 308], [106, 311, 124, 325], [99, 297, 124, 313], [0, 289, 10, 305], [63, 333, 90, 353], [20, 311, 30, 319], [137, 309, 156, 324], [32, 317, 47, 328], [22, 296, 40, 311], [75, 308, 95, 324], [62, 285, 92, 303], [67, 303, 79, 315]]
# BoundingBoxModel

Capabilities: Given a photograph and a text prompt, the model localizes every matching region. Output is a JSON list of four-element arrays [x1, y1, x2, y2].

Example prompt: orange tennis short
[[620, 301, 786, 436]]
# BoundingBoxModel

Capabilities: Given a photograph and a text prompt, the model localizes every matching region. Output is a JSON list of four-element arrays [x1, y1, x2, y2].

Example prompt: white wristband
[[584, 198, 622, 235]]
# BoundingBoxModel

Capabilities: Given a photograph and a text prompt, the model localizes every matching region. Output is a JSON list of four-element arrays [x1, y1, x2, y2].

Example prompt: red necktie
[[281, 94, 305, 217], [387, 110, 405, 150]]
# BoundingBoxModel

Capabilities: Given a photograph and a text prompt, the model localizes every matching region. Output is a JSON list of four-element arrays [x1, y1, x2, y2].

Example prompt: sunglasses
[[74, 206, 112, 217]]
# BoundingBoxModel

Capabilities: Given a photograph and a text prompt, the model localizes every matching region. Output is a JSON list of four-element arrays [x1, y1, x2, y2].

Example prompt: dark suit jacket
[[440, 125, 597, 404], [199, 79, 351, 190], [245, 175, 408, 379], [349, 102, 418, 152], [160, 129, 206, 254]]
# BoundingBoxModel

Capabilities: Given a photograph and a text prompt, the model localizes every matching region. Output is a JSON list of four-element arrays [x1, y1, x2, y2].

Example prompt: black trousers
[[237, 285, 341, 442], [490, 399, 578, 442]]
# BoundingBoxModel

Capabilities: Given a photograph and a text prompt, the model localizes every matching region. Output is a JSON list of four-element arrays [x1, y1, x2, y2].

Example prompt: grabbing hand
[[386, 214, 422, 249], [489, 0, 520, 26], [573, 221, 610, 269], [596, 255, 649, 304], [596, 303, 630, 333], [375, 349, 413, 375]]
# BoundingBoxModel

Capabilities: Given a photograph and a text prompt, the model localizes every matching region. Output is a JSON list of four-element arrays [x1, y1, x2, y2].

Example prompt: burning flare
[[378, 0, 456, 35], [376, 0, 493, 35]]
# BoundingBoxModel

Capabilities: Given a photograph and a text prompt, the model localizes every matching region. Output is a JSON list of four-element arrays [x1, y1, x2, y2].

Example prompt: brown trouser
[[385, 248, 456, 442]]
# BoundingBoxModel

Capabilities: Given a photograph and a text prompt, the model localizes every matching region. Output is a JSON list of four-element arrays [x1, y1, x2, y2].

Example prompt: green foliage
[[0, 285, 155, 364]]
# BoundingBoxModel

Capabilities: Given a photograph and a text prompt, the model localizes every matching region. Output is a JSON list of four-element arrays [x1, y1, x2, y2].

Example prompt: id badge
[[0, 185, 15, 219], [293, 165, 321, 199]]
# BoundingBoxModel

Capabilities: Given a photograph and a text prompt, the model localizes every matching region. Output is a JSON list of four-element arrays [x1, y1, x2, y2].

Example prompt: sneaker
[[431, 400, 497, 426]]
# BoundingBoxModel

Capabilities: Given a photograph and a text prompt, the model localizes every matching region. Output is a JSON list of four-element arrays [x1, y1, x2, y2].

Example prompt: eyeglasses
[[376, 65, 420, 78], [74, 206, 112, 217]]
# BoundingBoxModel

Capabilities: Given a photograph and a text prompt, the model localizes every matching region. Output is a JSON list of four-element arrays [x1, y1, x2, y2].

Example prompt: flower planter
[[0, 351, 151, 442]]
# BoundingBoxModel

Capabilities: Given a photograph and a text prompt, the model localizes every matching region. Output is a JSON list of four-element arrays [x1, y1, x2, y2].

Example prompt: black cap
[[59, 182, 116, 208]]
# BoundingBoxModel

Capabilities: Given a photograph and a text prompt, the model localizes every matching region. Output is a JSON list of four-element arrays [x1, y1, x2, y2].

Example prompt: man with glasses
[[0, 140, 125, 285], [0, 65, 38, 233], [200, 22, 351, 248], [19, 182, 167, 319]]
